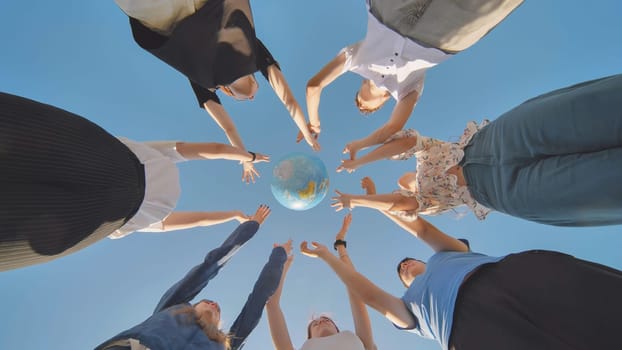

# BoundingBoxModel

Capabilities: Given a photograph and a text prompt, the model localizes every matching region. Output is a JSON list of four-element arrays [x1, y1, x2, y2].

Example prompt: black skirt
[[449, 250, 622, 350], [0, 93, 145, 271]]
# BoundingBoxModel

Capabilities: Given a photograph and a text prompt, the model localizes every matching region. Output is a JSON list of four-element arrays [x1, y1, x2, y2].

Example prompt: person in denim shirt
[[96, 205, 290, 350]]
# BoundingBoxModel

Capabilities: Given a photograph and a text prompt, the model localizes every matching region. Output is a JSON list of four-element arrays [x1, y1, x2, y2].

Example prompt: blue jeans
[[462, 74, 622, 226]]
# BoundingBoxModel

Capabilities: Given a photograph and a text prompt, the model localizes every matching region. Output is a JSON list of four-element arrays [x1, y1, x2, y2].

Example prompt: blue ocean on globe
[[271, 153, 330, 211]]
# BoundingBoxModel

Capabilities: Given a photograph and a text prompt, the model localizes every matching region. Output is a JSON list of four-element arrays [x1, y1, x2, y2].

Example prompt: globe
[[271, 153, 330, 211]]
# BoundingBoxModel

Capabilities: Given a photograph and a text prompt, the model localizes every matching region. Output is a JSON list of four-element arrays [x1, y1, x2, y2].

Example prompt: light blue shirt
[[400, 251, 504, 350]]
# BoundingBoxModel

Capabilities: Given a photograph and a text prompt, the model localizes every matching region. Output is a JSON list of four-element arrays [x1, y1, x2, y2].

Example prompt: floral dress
[[387, 121, 491, 221]]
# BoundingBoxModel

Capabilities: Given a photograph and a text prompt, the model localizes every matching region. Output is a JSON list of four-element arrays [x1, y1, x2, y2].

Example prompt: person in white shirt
[[109, 138, 269, 240], [265, 214, 377, 350], [301, 0, 523, 162], [0, 92, 267, 271]]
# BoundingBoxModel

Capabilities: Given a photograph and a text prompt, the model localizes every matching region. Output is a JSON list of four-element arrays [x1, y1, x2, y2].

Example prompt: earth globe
[[271, 153, 329, 211]]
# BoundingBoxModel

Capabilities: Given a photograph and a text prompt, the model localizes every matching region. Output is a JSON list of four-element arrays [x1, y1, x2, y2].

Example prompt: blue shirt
[[96, 221, 286, 350], [400, 251, 504, 350]]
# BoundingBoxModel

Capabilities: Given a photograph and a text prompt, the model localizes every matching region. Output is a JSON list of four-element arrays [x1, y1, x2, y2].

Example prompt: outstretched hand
[[235, 211, 252, 223], [336, 159, 357, 173], [252, 152, 270, 164], [360, 177, 377, 195], [300, 241, 330, 259], [274, 239, 294, 267], [342, 140, 361, 161], [250, 204, 271, 225], [336, 213, 352, 241], [331, 190, 353, 212], [242, 162, 260, 184], [296, 124, 321, 152]]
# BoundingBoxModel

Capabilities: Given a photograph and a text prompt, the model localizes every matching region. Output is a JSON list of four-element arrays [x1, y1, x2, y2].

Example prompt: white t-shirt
[[109, 139, 185, 239], [342, 1, 451, 101], [300, 331, 365, 350]]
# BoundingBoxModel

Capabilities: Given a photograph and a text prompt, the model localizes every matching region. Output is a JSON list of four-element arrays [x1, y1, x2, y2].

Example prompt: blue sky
[[1, 1, 621, 349]]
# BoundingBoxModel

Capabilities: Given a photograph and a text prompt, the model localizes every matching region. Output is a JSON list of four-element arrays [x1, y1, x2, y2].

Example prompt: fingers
[[299, 241, 312, 255], [336, 165, 344, 173], [251, 204, 271, 224], [296, 130, 304, 143], [255, 153, 270, 163], [344, 212, 352, 224]]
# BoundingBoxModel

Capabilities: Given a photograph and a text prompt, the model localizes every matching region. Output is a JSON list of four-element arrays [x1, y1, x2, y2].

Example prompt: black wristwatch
[[333, 239, 347, 250]]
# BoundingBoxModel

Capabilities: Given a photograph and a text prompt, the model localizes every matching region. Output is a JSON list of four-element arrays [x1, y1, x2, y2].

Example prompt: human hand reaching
[[336, 158, 358, 173], [360, 177, 377, 195], [331, 190, 353, 212], [274, 239, 294, 268], [250, 204, 271, 225], [342, 140, 361, 160], [242, 162, 260, 184], [335, 213, 352, 241], [251, 152, 270, 164], [235, 211, 252, 223], [300, 241, 330, 259], [296, 124, 321, 151]]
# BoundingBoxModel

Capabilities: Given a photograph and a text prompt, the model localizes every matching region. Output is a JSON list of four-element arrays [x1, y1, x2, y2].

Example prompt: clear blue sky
[[1, 1, 621, 349]]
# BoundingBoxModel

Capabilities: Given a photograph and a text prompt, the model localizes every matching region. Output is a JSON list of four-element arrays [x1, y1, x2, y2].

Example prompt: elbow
[[306, 81, 321, 97]]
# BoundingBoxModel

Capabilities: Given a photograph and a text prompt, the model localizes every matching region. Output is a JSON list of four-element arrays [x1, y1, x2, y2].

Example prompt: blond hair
[[174, 306, 231, 349]]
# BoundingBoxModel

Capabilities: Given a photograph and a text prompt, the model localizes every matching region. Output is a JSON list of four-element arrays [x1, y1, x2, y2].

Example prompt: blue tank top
[[400, 251, 504, 350]]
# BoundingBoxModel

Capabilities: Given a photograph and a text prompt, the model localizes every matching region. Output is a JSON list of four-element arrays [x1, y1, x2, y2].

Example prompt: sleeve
[[153, 221, 261, 313], [339, 41, 362, 73], [392, 299, 424, 336], [396, 70, 426, 101], [228, 246, 287, 350], [254, 38, 280, 81], [190, 80, 221, 107]]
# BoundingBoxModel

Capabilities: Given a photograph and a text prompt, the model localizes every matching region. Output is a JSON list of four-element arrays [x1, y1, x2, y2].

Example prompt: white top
[[342, 1, 450, 101], [386, 121, 492, 221], [300, 331, 365, 350], [115, 0, 210, 34], [109, 139, 185, 239]]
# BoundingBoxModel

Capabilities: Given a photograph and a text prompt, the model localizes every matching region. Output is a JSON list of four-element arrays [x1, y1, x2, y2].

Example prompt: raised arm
[[175, 142, 269, 163], [303, 51, 348, 141], [300, 241, 416, 329], [202, 101, 263, 183], [266, 65, 320, 151], [360, 177, 467, 253], [153, 205, 270, 313], [265, 240, 295, 350], [343, 90, 420, 160], [154, 211, 250, 232], [335, 214, 377, 350], [337, 134, 418, 173], [229, 241, 291, 350], [331, 190, 419, 213]]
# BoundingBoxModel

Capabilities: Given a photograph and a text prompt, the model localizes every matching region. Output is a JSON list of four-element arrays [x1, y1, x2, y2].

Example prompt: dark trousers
[[0, 93, 145, 271], [449, 250, 622, 350]]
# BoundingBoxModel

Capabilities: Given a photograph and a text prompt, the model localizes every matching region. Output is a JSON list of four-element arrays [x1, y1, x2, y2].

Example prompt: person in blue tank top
[[301, 179, 622, 350]]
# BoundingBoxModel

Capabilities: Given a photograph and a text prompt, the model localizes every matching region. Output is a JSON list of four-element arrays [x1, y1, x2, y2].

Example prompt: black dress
[[0, 93, 145, 271]]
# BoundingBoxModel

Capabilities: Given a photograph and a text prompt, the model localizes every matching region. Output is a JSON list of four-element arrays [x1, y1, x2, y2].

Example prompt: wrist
[[333, 239, 347, 250], [247, 151, 257, 162]]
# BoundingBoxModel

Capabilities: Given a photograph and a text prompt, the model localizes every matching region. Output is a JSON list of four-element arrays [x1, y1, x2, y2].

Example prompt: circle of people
[[2, 1, 621, 349]]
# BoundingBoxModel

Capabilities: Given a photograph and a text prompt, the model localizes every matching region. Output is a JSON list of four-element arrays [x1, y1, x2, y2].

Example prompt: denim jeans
[[462, 74, 622, 226]]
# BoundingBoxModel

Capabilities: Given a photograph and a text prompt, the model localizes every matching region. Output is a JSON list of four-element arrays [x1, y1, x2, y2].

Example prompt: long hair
[[174, 305, 231, 349]]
